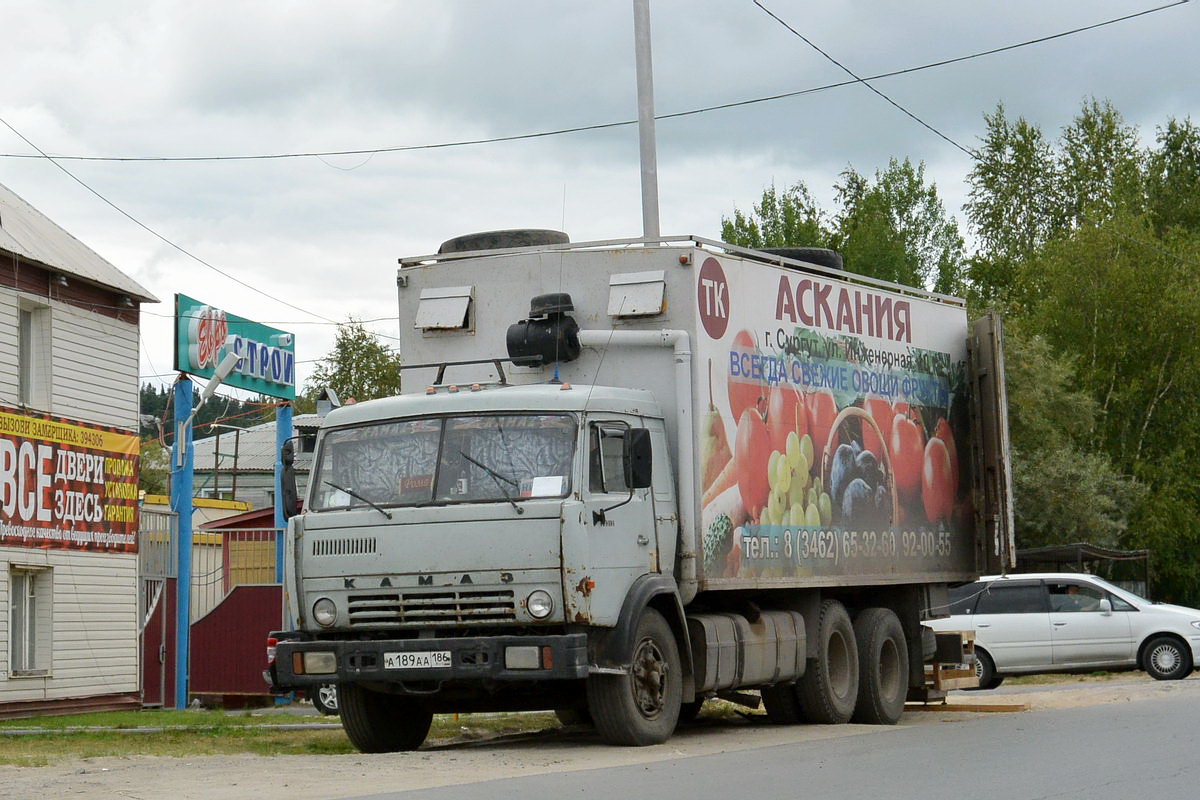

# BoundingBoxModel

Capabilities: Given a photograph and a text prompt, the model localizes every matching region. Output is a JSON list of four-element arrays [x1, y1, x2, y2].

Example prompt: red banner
[[0, 406, 140, 553]]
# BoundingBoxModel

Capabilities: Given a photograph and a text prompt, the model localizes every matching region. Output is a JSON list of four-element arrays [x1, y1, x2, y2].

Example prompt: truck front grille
[[347, 589, 516, 627]]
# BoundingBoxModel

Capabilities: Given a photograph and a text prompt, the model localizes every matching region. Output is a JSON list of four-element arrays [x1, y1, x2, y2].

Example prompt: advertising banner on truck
[[0, 406, 139, 553], [694, 256, 973, 582]]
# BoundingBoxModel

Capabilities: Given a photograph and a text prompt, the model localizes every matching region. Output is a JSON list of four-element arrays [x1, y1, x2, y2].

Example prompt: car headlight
[[526, 590, 554, 619], [1190, 620, 1200, 630], [312, 597, 337, 627]]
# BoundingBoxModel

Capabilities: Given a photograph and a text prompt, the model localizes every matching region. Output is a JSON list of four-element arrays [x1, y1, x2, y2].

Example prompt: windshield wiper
[[459, 450, 524, 515], [322, 480, 393, 520]]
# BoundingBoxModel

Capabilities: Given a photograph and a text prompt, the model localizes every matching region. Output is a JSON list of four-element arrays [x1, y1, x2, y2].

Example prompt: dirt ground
[[3, 674, 1197, 800]]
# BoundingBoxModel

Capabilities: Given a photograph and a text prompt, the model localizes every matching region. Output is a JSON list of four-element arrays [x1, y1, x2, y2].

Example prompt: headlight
[[312, 597, 337, 627], [526, 590, 554, 619], [1190, 620, 1200, 630]]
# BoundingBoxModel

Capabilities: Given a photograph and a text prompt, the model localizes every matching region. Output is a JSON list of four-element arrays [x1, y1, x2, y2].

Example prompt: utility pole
[[633, 0, 660, 242]]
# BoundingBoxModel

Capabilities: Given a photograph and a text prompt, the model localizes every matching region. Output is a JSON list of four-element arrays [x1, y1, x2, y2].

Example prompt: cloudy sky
[[2, 0, 1196, 398]]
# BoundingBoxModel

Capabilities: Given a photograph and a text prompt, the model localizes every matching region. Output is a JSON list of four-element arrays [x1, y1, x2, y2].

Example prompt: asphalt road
[[346, 692, 1200, 800]]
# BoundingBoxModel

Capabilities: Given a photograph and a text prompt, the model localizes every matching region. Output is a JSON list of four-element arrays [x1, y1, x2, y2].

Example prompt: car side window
[[948, 582, 984, 614], [589, 422, 629, 494], [1047, 582, 1105, 613], [1110, 594, 1136, 612], [975, 583, 1047, 614]]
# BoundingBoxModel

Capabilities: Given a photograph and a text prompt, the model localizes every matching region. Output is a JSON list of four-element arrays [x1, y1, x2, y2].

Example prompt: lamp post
[[171, 351, 242, 710]]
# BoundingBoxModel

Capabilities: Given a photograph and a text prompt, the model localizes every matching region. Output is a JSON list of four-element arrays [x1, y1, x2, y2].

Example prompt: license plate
[[383, 650, 452, 670]]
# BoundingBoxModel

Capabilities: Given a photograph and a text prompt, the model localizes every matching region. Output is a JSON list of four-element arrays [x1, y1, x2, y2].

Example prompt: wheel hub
[[1151, 644, 1179, 672], [632, 636, 668, 718]]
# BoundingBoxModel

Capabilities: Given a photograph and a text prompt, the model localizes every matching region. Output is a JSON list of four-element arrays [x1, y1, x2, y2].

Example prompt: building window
[[9, 567, 53, 676], [17, 302, 51, 409]]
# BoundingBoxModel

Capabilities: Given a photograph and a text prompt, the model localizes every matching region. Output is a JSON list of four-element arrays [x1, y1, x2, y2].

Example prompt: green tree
[[304, 317, 403, 402], [1057, 98, 1144, 226], [1145, 117, 1200, 236], [139, 437, 169, 496], [721, 160, 963, 293], [720, 181, 830, 249], [964, 104, 1063, 302], [832, 159, 965, 293]]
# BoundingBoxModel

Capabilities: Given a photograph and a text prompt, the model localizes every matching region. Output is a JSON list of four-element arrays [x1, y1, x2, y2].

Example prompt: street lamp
[[176, 351, 242, 467]]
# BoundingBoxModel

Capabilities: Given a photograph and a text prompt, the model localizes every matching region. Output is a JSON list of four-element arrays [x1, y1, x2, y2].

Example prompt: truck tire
[[796, 599, 859, 724], [760, 684, 804, 723], [851, 608, 909, 725], [339, 683, 433, 753], [586, 608, 682, 746]]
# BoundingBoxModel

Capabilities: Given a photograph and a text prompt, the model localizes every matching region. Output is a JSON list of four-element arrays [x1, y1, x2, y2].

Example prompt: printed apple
[[888, 412, 925, 505], [734, 408, 772, 517], [806, 389, 837, 470], [727, 330, 765, 423], [767, 384, 807, 454], [932, 417, 959, 498], [861, 395, 895, 461], [922, 436, 954, 524]]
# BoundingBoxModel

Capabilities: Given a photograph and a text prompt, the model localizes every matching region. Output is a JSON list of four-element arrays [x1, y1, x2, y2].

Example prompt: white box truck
[[269, 231, 1012, 750]]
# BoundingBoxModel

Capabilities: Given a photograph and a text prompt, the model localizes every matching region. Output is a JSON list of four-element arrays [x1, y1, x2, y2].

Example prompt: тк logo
[[697, 257, 730, 339]]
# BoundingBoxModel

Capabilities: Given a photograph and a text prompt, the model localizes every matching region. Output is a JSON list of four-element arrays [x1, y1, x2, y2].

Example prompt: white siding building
[[0, 181, 156, 717]]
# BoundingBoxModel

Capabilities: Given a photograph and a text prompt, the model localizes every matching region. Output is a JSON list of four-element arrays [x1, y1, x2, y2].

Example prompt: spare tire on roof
[[438, 229, 570, 254], [760, 247, 843, 271]]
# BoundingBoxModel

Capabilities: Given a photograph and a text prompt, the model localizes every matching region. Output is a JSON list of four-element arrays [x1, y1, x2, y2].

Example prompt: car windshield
[[311, 413, 576, 510], [1085, 575, 1151, 605]]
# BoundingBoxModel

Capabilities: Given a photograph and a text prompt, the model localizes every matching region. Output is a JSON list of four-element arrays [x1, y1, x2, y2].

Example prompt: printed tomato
[[734, 408, 772, 517], [806, 389, 837, 469], [767, 384, 806, 454], [727, 330, 765, 423], [888, 413, 925, 505], [922, 437, 954, 524], [861, 395, 895, 461], [932, 417, 959, 498]]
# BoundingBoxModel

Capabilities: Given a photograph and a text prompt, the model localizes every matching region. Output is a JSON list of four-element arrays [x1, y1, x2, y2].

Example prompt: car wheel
[[311, 683, 339, 716], [968, 647, 1004, 691], [1143, 635, 1192, 680]]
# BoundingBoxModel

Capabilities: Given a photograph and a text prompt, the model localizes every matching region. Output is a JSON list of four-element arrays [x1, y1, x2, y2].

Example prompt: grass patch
[[0, 709, 561, 767], [1006, 671, 1122, 686]]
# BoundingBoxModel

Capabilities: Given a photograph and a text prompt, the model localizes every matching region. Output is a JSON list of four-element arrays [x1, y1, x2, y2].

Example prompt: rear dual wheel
[[850, 608, 908, 725]]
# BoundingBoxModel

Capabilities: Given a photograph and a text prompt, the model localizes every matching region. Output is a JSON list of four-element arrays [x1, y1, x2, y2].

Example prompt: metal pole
[[232, 428, 240, 501], [274, 402, 294, 584], [633, 0, 660, 241], [170, 376, 194, 710]]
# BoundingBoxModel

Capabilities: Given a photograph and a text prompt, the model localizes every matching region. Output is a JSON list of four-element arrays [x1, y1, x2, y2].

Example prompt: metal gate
[[138, 509, 178, 707]]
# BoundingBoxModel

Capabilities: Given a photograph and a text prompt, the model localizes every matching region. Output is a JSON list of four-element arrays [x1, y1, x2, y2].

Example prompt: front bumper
[[271, 633, 589, 689]]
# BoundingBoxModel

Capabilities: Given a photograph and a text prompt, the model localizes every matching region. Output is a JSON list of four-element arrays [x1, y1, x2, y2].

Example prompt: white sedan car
[[927, 573, 1200, 689]]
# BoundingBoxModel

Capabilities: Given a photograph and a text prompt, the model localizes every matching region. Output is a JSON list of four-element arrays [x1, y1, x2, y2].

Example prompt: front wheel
[[587, 608, 682, 746], [1143, 636, 1193, 680], [339, 683, 433, 753]]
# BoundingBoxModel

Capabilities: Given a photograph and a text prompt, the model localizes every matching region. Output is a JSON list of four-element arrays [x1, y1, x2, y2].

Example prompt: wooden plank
[[907, 702, 1030, 713]]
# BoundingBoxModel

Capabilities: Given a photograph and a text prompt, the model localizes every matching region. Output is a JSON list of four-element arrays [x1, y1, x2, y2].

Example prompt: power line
[[0, 1, 1184, 164], [0, 116, 338, 325], [753, 0, 976, 157], [751, 1, 1200, 275]]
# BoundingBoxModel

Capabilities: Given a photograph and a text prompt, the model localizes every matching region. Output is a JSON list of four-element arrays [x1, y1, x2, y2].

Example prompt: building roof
[[193, 413, 321, 473], [0, 181, 157, 302]]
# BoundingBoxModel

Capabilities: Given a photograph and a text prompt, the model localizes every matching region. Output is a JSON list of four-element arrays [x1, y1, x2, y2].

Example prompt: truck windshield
[[311, 413, 576, 511]]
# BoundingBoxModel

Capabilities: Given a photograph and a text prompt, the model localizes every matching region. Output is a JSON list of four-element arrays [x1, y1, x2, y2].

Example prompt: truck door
[[645, 420, 676, 567], [572, 419, 657, 626], [970, 312, 1016, 575]]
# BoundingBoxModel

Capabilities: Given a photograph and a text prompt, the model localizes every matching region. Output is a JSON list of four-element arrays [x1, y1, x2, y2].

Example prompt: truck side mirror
[[624, 428, 653, 489], [281, 439, 300, 520]]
